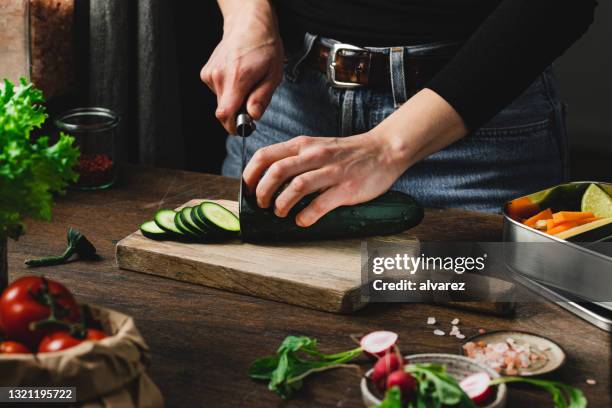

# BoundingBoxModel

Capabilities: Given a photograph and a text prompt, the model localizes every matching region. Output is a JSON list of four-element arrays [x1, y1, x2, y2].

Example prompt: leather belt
[[305, 41, 451, 90]]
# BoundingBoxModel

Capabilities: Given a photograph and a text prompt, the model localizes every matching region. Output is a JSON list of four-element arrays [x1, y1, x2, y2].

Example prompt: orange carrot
[[547, 217, 602, 235], [552, 211, 594, 224], [523, 208, 553, 227], [547, 221, 581, 235], [507, 197, 539, 220]]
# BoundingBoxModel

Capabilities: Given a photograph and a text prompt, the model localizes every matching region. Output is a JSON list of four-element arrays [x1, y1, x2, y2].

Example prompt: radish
[[459, 372, 494, 406], [371, 352, 401, 390], [360, 331, 398, 356], [386, 369, 416, 397]]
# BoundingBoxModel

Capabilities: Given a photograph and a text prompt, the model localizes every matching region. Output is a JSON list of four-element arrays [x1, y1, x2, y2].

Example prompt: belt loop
[[390, 47, 407, 108], [340, 89, 355, 136], [286, 32, 318, 82]]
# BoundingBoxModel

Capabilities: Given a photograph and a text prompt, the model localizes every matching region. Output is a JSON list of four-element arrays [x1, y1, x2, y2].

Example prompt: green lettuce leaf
[[0, 78, 79, 239]]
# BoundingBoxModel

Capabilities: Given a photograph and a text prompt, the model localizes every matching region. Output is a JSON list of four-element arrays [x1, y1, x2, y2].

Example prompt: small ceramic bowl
[[361, 353, 507, 408], [460, 330, 566, 376]]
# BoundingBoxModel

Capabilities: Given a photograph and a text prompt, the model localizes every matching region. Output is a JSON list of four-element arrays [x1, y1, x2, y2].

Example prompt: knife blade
[[236, 105, 255, 215]]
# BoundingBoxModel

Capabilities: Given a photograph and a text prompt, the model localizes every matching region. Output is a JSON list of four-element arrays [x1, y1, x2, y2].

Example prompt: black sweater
[[274, 0, 596, 130]]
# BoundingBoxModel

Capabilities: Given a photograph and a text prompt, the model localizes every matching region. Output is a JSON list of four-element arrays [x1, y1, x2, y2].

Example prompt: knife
[[236, 105, 255, 215]]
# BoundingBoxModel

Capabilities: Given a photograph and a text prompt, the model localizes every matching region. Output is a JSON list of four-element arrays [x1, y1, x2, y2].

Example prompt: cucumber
[[174, 211, 201, 238], [240, 190, 424, 242], [140, 220, 171, 240], [154, 209, 184, 236], [196, 202, 240, 236], [180, 207, 208, 236]]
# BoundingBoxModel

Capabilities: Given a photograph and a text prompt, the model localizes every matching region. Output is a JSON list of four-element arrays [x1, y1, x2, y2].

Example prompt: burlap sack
[[0, 305, 163, 408]]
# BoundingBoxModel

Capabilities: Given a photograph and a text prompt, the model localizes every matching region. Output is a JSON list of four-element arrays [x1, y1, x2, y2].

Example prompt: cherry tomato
[[38, 329, 107, 353], [0, 277, 80, 349], [0, 340, 31, 354]]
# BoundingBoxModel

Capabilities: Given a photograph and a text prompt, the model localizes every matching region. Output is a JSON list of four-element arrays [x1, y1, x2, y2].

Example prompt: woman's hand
[[243, 89, 469, 227], [201, 0, 283, 133]]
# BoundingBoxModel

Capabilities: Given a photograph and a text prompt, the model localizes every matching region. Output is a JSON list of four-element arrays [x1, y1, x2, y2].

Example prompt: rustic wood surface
[[6, 165, 611, 407], [117, 199, 420, 313]]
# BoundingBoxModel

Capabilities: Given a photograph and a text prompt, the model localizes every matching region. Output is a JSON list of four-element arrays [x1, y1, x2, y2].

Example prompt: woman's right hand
[[202, 0, 284, 134]]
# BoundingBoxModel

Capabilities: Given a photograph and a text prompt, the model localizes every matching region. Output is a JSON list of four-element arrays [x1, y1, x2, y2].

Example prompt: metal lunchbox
[[502, 181, 612, 331]]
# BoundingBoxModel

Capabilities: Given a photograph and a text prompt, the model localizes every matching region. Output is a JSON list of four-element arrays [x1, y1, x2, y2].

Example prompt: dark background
[[156, 2, 612, 178]]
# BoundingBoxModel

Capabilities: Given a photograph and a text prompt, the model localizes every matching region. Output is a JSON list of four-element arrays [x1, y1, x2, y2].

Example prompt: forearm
[[218, 0, 278, 34], [427, 0, 596, 130], [372, 88, 468, 175]]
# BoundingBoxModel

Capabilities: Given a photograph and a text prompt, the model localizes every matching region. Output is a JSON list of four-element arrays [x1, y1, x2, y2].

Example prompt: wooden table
[[7, 166, 611, 407]]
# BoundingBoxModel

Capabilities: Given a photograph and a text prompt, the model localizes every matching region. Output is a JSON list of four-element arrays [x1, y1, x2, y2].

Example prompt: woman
[[202, 0, 596, 227]]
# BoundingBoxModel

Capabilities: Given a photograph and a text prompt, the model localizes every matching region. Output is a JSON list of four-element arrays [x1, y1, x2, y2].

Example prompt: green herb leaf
[[491, 376, 587, 408], [377, 386, 403, 408], [249, 335, 362, 399], [0, 78, 79, 239], [405, 364, 476, 408]]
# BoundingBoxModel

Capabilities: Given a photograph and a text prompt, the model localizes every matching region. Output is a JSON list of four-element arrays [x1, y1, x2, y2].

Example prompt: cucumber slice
[[154, 209, 183, 235], [174, 211, 201, 239], [140, 220, 171, 240], [198, 201, 240, 235], [180, 207, 208, 235]]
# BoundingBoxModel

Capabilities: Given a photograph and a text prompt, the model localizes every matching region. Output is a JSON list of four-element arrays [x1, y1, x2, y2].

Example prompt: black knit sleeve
[[426, 0, 596, 131]]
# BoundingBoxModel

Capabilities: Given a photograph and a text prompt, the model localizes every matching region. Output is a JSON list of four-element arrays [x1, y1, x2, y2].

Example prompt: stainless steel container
[[502, 181, 612, 330]]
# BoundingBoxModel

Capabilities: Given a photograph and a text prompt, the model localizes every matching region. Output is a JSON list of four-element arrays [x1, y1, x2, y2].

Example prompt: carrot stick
[[523, 208, 553, 227], [548, 221, 581, 235], [552, 211, 594, 224], [507, 197, 539, 220], [547, 217, 601, 235]]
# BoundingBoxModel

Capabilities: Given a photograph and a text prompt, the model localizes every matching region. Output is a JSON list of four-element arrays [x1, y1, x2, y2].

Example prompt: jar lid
[[55, 107, 120, 133]]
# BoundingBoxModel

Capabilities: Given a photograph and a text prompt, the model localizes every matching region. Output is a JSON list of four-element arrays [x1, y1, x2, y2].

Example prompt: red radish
[[372, 352, 401, 383], [360, 331, 398, 356], [460, 372, 494, 406], [386, 370, 416, 396]]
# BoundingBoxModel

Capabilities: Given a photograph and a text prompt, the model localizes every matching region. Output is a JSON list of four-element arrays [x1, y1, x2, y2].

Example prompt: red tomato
[[38, 329, 107, 353], [0, 340, 31, 354], [0, 277, 80, 349]]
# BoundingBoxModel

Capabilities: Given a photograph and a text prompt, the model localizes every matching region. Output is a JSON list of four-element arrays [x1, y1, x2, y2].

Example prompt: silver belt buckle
[[327, 43, 368, 89]]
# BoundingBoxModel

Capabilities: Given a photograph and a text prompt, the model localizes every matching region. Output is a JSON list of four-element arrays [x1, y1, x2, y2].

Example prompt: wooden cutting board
[[115, 199, 419, 313]]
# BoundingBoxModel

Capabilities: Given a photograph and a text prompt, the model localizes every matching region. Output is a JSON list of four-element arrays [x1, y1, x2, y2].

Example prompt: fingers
[[296, 185, 350, 227], [273, 167, 338, 218], [216, 68, 255, 134], [247, 68, 282, 120], [255, 154, 329, 209], [243, 137, 306, 192]]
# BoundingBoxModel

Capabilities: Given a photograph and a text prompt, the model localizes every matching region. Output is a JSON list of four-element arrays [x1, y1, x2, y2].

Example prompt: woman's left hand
[[242, 132, 408, 227], [243, 88, 469, 227]]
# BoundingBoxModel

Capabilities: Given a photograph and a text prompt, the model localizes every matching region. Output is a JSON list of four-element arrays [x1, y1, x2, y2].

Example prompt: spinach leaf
[[249, 335, 362, 399]]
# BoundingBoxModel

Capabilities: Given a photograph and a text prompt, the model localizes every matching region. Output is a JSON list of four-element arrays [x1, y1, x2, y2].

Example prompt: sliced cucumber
[[198, 201, 240, 235], [140, 220, 171, 240], [154, 209, 183, 235], [174, 211, 201, 239], [180, 207, 208, 236]]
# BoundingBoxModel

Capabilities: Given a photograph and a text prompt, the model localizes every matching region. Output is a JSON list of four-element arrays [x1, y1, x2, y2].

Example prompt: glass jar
[[55, 107, 120, 190], [0, 0, 31, 83]]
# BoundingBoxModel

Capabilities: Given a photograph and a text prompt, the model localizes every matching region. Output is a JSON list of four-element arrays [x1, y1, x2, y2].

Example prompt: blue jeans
[[222, 35, 568, 213]]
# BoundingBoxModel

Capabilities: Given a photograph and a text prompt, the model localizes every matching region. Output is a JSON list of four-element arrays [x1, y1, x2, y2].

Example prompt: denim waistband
[[286, 33, 461, 108]]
